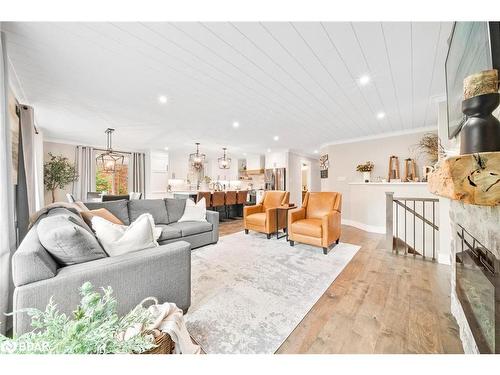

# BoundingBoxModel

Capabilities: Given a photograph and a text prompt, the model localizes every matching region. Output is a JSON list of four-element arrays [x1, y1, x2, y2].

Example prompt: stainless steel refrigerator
[[264, 168, 286, 190]]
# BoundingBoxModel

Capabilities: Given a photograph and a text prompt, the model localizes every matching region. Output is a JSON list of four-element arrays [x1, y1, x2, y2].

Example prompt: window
[[96, 155, 129, 195]]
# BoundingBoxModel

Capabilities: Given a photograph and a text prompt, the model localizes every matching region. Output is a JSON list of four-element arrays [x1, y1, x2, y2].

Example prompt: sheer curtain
[[130, 152, 146, 198], [0, 31, 16, 335], [72, 146, 95, 201]]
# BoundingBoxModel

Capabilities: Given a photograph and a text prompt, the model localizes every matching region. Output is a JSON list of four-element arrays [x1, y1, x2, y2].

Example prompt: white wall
[[320, 130, 435, 220], [145, 150, 168, 199], [287, 152, 320, 206], [265, 151, 288, 169]]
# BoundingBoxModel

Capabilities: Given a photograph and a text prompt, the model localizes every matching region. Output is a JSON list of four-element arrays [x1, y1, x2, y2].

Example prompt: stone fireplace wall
[[449, 200, 500, 353]]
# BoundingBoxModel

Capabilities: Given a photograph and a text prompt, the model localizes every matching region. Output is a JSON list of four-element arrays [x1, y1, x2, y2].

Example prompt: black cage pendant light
[[189, 142, 206, 171], [96, 128, 124, 173], [218, 147, 231, 169]]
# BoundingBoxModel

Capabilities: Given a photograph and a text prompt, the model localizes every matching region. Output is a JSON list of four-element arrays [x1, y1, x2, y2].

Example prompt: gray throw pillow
[[37, 214, 107, 266]]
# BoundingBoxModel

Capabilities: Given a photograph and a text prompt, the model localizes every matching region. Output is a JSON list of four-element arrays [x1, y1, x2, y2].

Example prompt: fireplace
[[455, 224, 500, 353]]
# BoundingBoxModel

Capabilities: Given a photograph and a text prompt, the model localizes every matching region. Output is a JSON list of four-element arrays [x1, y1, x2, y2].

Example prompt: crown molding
[[320, 126, 437, 149]]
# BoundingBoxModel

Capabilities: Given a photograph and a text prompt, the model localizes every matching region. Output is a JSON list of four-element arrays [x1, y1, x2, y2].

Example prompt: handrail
[[385, 191, 439, 261], [393, 200, 439, 231]]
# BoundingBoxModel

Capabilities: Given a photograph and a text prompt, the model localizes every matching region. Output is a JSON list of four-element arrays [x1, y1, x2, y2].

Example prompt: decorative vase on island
[[460, 92, 500, 154], [363, 171, 371, 183]]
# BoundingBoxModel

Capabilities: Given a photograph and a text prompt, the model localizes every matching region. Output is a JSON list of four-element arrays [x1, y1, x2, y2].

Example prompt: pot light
[[313, 150, 318, 154], [232, 121, 240, 128], [267, 148, 272, 153], [376, 112, 386, 119], [273, 135, 279, 141], [158, 95, 168, 104], [358, 75, 371, 86], [164, 147, 169, 151]]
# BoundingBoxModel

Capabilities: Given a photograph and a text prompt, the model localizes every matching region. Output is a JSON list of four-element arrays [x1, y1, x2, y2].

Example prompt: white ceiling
[[3, 22, 452, 157]]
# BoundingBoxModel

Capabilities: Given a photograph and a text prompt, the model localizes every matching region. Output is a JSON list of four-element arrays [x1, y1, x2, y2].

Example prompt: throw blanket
[[29, 201, 89, 228], [121, 300, 200, 354]]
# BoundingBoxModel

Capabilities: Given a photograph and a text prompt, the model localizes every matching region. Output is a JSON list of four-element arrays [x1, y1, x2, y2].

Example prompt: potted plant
[[43, 153, 78, 203], [0, 282, 156, 354], [356, 161, 374, 183]]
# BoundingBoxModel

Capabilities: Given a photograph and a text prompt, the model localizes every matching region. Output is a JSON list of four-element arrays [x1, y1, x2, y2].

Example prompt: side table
[[275, 205, 297, 240]]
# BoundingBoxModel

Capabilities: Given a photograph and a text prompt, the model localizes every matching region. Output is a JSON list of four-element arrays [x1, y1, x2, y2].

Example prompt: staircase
[[385, 192, 439, 261]]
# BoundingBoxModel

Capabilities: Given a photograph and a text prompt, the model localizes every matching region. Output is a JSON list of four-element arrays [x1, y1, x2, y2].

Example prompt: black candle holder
[[460, 92, 500, 154]]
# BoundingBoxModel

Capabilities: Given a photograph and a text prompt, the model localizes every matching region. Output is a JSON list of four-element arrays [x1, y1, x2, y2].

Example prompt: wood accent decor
[[387, 156, 400, 181], [428, 151, 500, 206], [403, 158, 417, 181]]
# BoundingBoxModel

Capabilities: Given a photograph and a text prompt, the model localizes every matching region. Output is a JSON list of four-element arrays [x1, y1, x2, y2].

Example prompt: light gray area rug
[[185, 231, 360, 354]]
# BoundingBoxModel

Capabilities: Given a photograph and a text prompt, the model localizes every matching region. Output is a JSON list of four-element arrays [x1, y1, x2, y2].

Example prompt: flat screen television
[[445, 21, 500, 139]]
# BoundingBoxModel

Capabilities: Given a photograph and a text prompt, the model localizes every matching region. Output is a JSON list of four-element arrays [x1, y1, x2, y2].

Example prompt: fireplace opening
[[456, 225, 500, 354]]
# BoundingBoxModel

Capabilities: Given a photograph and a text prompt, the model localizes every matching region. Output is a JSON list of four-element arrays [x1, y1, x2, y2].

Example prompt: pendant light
[[96, 128, 124, 173], [218, 147, 231, 169], [189, 142, 206, 170]]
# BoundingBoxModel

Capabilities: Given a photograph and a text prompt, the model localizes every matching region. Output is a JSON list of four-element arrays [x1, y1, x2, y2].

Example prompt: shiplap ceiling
[[3, 22, 452, 156]]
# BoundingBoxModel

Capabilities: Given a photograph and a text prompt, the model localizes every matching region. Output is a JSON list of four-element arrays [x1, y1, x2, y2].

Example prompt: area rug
[[185, 231, 360, 354]]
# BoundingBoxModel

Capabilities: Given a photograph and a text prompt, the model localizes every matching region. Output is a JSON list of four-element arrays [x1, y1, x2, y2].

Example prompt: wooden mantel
[[428, 151, 500, 206]]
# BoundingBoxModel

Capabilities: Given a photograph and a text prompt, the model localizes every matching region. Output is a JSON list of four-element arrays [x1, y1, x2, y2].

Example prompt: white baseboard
[[341, 219, 385, 234], [437, 253, 451, 265]]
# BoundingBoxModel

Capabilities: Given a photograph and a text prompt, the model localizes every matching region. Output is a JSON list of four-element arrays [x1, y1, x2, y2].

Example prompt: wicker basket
[[141, 329, 174, 354]]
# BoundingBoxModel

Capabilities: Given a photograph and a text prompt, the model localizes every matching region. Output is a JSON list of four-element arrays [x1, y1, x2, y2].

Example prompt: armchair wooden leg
[[266, 233, 271, 239], [323, 247, 328, 255], [289, 240, 294, 247], [245, 229, 249, 234], [336, 238, 340, 244]]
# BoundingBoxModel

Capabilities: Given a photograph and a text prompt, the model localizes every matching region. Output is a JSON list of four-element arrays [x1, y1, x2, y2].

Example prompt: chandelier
[[189, 142, 206, 171], [96, 128, 124, 173], [218, 147, 231, 169]]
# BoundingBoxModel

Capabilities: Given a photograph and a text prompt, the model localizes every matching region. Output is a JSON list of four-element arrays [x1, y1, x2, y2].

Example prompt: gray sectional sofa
[[85, 198, 219, 249], [11, 198, 219, 335]]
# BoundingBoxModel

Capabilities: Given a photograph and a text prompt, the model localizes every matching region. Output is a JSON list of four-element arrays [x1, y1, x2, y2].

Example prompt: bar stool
[[211, 191, 226, 221], [225, 191, 238, 219], [196, 191, 212, 208], [236, 190, 248, 218]]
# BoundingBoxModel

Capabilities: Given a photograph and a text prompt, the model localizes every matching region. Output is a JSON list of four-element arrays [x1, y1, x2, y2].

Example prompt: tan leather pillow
[[81, 208, 124, 228]]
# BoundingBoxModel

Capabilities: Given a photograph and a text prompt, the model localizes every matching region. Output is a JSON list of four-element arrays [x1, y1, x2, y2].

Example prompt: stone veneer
[[449, 200, 500, 353]]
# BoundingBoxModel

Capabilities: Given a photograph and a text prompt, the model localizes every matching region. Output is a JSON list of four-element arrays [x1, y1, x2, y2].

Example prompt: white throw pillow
[[92, 213, 160, 257], [178, 197, 207, 222]]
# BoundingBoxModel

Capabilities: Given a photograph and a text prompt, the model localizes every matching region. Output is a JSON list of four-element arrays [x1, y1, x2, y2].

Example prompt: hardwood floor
[[218, 220, 463, 354]]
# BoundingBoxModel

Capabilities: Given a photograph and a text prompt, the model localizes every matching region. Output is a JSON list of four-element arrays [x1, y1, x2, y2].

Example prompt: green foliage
[[95, 170, 111, 193], [43, 153, 78, 202], [0, 282, 155, 354]]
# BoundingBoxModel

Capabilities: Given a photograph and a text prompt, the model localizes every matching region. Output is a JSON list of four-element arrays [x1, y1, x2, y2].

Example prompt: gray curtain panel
[[17, 105, 36, 215], [72, 146, 95, 201], [0, 31, 17, 335], [130, 152, 146, 198]]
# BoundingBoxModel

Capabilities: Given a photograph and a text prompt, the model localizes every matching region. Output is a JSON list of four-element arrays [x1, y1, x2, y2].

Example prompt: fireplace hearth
[[455, 224, 499, 353]]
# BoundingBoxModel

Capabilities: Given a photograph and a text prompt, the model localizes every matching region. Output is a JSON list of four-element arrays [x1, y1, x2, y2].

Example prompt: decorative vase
[[460, 93, 500, 154], [363, 171, 371, 183]]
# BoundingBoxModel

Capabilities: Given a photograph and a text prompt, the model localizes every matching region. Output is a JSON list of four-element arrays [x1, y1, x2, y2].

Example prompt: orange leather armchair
[[244, 191, 290, 239], [288, 192, 342, 254]]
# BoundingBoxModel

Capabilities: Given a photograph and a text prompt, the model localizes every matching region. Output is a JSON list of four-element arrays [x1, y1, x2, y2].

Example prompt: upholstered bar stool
[[211, 191, 226, 221], [225, 191, 238, 219], [196, 191, 212, 209], [236, 190, 248, 218]]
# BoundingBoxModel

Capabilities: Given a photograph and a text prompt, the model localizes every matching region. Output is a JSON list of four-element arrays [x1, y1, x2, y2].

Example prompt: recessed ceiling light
[[267, 148, 272, 153], [232, 121, 240, 128], [243, 152, 247, 156], [164, 146, 169, 151], [313, 150, 318, 154], [273, 135, 279, 141], [158, 95, 168, 104], [376, 112, 386, 119], [359, 75, 371, 86]]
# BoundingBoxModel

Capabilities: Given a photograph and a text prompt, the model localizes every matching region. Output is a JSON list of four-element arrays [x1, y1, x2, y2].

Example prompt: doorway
[[301, 160, 311, 204]]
